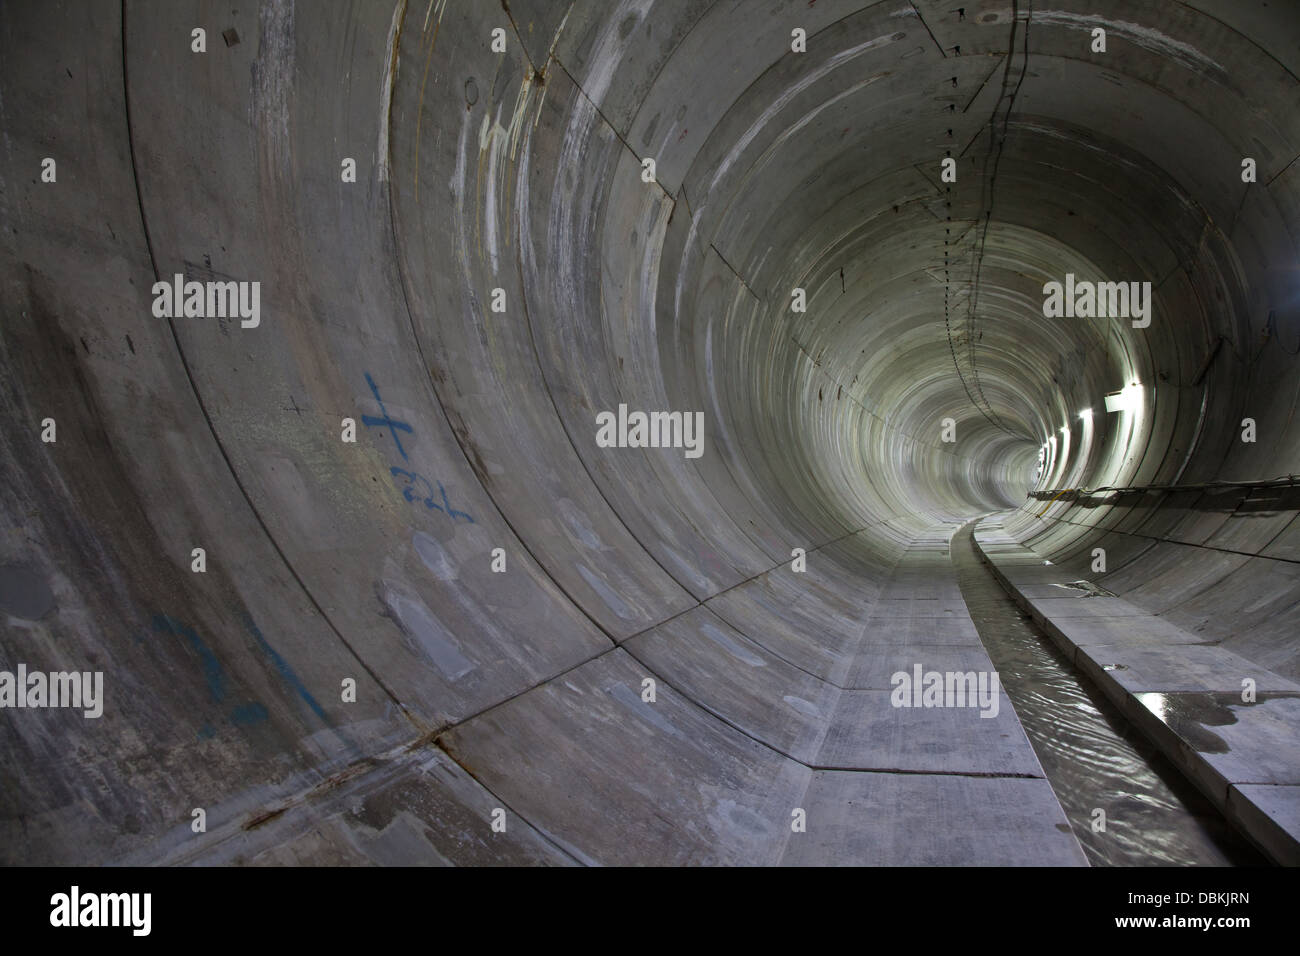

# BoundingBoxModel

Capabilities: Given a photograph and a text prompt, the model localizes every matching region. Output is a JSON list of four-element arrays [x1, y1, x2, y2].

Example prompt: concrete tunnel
[[2, 0, 1299, 867]]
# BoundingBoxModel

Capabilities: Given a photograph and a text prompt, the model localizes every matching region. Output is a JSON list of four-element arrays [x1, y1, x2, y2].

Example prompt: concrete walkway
[[974, 514, 1300, 865]]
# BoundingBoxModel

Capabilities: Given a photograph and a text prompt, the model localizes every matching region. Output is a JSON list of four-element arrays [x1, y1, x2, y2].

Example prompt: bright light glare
[[1104, 382, 1143, 413]]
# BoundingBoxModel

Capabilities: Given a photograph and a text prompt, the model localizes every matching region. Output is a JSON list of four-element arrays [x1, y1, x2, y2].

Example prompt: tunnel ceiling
[[1, 0, 1299, 866]]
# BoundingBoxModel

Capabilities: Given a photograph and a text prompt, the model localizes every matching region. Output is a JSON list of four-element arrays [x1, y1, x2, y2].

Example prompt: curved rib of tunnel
[[2, 1, 1298, 866]]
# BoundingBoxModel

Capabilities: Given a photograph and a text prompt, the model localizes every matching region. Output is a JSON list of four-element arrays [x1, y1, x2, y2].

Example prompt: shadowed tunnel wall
[[1, 0, 1298, 865]]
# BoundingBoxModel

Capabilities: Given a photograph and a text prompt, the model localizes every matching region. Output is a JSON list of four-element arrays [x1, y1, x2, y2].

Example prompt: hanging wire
[[943, 0, 1036, 443]]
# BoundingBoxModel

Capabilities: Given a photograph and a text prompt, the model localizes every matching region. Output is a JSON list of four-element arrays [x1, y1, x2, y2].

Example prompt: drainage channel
[[950, 520, 1265, 866]]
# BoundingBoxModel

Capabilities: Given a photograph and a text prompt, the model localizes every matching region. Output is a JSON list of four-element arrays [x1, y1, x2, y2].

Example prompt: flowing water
[[951, 521, 1265, 866]]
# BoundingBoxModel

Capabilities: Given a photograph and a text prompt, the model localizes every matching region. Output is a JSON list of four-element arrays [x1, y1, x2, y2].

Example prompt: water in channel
[[950, 521, 1265, 866]]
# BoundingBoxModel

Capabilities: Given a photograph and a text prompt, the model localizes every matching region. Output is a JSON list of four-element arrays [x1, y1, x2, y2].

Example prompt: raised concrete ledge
[[973, 514, 1300, 866]]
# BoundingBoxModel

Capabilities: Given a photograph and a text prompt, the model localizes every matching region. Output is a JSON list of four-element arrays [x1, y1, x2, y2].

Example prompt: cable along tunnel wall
[[0, 0, 1298, 864]]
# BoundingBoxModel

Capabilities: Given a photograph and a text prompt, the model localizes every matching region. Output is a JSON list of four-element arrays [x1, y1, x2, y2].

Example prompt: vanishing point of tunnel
[[2, 0, 1299, 867]]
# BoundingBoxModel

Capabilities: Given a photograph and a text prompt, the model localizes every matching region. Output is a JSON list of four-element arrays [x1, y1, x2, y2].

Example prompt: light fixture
[[1104, 382, 1143, 413]]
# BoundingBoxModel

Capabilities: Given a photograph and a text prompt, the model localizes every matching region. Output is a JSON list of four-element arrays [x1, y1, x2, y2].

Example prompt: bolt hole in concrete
[[952, 523, 1263, 865], [0, 564, 55, 621]]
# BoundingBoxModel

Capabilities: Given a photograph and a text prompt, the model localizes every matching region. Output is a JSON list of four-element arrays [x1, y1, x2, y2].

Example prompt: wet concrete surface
[[1134, 692, 1300, 756], [952, 522, 1265, 866]]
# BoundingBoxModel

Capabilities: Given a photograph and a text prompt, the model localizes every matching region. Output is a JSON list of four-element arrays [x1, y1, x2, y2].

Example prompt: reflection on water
[[952, 523, 1265, 866], [1136, 691, 1300, 755]]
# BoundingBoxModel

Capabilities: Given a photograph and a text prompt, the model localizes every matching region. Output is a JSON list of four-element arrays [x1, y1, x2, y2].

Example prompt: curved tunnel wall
[[1, 0, 1298, 864]]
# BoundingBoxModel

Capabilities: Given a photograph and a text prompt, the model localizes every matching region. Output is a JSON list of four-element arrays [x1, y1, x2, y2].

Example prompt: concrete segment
[[1229, 785, 1300, 867], [781, 771, 1087, 867]]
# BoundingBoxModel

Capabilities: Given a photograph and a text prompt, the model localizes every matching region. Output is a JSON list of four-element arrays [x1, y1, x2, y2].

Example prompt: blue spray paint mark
[[365, 374, 474, 524], [437, 481, 474, 523], [390, 467, 439, 509], [242, 613, 329, 725], [152, 613, 270, 732], [153, 613, 225, 703], [388, 469, 476, 523], [361, 371, 413, 460], [230, 702, 270, 725]]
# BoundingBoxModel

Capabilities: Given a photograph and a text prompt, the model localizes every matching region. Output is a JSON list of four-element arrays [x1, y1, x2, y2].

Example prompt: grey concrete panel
[[843, 644, 999, 691], [1228, 785, 1300, 867], [119, 744, 575, 866], [781, 771, 1086, 866], [816, 689, 1044, 775], [1077, 645, 1300, 695], [623, 606, 839, 763], [439, 650, 811, 865]]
